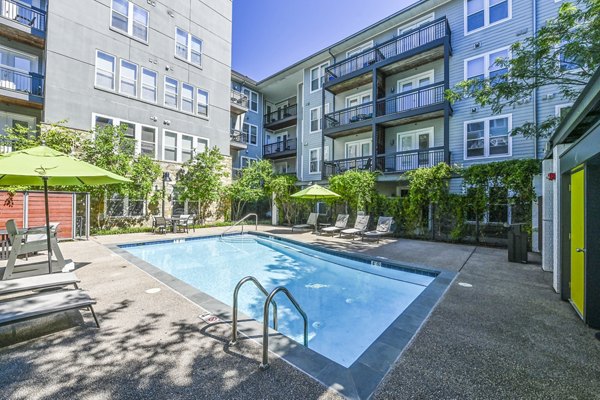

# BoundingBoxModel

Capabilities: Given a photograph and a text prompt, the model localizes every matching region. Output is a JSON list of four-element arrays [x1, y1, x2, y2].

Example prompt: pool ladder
[[221, 213, 258, 241], [230, 275, 309, 371]]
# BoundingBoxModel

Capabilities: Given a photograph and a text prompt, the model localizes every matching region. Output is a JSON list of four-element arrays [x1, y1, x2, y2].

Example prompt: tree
[[269, 174, 298, 225], [446, 0, 600, 138], [328, 170, 377, 213], [177, 146, 227, 224], [227, 160, 273, 220]]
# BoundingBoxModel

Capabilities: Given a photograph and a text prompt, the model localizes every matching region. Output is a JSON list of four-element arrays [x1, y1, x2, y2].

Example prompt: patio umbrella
[[291, 184, 340, 200], [0, 145, 130, 273]]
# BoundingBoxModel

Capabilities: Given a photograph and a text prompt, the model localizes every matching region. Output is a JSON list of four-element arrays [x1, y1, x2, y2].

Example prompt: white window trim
[[139, 125, 158, 159], [309, 147, 321, 174], [197, 88, 209, 119], [161, 128, 210, 163], [94, 50, 116, 91], [309, 106, 321, 134], [464, 0, 512, 36], [109, 0, 149, 44], [91, 113, 150, 156], [141, 67, 158, 103], [396, 70, 435, 93], [174, 27, 203, 68], [164, 76, 178, 109], [463, 114, 512, 160], [463, 46, 511, 81], [180, 82, 195, 115], [397, 13, 435, 35], [242, 122, 258, 146], [118, 59, 138, 98], [0, 45, 38, 73], [240, 156, 258, 168], [344, 138, 372, 158], [555, 103, 573, 117], [242, 88, 259, 113], [346, 41, 373, 58], [309, 62, 329, 94], [396, 127, 435, 152], [345, 90, 372, 108]]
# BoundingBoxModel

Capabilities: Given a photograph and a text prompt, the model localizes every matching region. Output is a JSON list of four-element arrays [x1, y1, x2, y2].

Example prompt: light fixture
[[150, 116, 158, 122], [474, 42, 481, 49], [471, 107, 477, 113], [164, 120, 171, 125]]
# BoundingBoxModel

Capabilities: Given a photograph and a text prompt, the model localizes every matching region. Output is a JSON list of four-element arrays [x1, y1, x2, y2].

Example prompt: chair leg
[[89, 305, 100, 328]]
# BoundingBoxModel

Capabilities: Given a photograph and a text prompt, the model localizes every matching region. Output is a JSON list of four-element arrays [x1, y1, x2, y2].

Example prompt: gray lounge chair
[[0, 272, 80, 296], [340, 215, 370, 239], [292, 213, 318, 232], [152, 216, 167, 233], [320, 214, 349, 235], [362, 216, 394, 242], [0, 289, 99, 328]]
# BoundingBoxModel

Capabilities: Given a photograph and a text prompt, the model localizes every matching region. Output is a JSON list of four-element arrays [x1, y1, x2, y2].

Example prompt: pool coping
[[106, 232, 456, 400]]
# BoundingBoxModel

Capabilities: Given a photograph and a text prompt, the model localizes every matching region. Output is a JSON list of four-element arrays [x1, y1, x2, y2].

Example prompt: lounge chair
[[320, 214, 349, 235], [0, 272, 79, 295], [176, 214, 192, 233], [152, 216, 167, 233], [292, 213, 318, 232], [0, 289, 99, 328], [340, 215, 370, 239], [362, 216, 394, 242]]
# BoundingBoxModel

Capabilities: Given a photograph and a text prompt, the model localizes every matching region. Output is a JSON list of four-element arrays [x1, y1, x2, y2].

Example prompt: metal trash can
[[507, 223, 528, 263]]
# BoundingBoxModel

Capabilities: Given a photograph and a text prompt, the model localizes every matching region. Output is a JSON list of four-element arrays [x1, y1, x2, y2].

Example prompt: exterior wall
[[231, 80, 262, 169], [44, 0, 232, 160], [384, 118, 445, 154]]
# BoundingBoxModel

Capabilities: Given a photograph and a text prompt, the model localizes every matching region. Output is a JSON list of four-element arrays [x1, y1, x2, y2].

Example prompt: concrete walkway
[[0, 226, 598, 399]]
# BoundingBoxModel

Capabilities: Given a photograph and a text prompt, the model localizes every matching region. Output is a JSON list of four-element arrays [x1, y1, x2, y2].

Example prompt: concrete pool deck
[[1, 226, 599, 399]]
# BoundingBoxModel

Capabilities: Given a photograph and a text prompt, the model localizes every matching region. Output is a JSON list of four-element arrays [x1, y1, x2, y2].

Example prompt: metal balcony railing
[[0, 67, 44, 96], [1, 0, 46, 31], [375, 147, 445, 173], [230, 129, 246, 144], [376, 83, 445, 117], [263, 138, 297, 156], [230, 89, 249, 109], [323, 156, 372, 177], [263, 104, 297, 126], [324, 102, 373, 130], [325, 17, 449, 82]]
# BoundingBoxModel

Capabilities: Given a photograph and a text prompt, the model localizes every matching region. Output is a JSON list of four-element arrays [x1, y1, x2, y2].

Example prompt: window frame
[[118, 59, 138, 98], [397, 13, 435, 35], [140, 67, 157, 103], [162, 129, 210, 163], [197, 88, 209, 118], [91, 113, 146, 156], [174, 27, 203, 68], [555, 103, 573, 118], [310, 62, 329, 93], [463, 114, 512, 160], [140, 125, 157, 159], [242, 88, 258, 113], [242, 122, 258, 145], [464, 46, 511, 81], [94, 50, 117, 91], [110, 0, 149, 43], [464, 0, 512, 35], [309, 147, 321, 174], [164, 76, 179, 109], [180, 82, 195, 114]]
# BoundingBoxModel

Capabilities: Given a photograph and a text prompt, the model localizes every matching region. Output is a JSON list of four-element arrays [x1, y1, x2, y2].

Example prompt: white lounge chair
[[0, 272, 80, 296], [320, 214, 349, 235], [362, 216, 394, 242], [292, 213, 318, 232], [340, 215, 370, 239]]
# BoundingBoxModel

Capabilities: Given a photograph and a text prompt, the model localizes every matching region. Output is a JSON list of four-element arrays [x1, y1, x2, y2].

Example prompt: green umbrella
[[291, 184, 340, 200], [0, 145, 130, 273]]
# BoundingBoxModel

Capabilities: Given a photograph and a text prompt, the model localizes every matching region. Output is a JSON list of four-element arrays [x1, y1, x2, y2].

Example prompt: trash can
[[507, 223, 528, 263]]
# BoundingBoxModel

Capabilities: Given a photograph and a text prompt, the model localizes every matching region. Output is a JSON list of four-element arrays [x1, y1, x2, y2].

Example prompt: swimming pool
[[121, 234, 434, 366]]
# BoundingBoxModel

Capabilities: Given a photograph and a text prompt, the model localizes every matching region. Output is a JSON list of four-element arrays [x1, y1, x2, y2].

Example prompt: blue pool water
[[122, 235, 435, 367]]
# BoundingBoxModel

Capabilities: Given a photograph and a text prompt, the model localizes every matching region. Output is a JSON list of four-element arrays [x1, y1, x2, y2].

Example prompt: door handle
[[576, 248, 586, 253]]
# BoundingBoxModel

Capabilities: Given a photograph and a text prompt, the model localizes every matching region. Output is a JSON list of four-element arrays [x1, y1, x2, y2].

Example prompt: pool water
[[122, 235, 435, 367]]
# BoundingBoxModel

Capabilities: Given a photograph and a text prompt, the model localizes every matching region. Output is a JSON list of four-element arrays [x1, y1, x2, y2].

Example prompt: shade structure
[[0, 145, 130, 273], [291, 184, 340, 200]]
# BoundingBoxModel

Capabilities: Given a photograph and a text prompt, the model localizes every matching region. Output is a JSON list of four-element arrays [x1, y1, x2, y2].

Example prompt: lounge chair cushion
[[0, 272, 79, 296]]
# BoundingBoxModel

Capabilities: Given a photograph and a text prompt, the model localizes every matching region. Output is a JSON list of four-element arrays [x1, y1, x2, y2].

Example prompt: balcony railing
[[1, 0, 46, 31], [263, 138, 297, 157], [375, 147, 445, 173], [0, 67, 44, 97], [376, 83, 445, 117], [324, 102, 373, 130], [230, 89, 249, 109], [325, 17, 449, 82], [264, 104, 297, 126], [323, 155, 372, 177], [230, 129, 246, 144]]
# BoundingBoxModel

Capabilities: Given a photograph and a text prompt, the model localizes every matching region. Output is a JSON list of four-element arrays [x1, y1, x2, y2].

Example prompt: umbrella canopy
[[291, 184, 340, 200], [0, 145, 130, 273]]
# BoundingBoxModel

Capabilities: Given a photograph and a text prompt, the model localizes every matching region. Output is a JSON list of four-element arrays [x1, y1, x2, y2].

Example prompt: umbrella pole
[[43, 176, 52, 274]]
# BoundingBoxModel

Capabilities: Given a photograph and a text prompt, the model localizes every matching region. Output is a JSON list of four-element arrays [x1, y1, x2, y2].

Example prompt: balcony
[[375, 147, 446, 174], [263, 138, 297, 159], [230, 90, 249, 115], [230, 129, 247, 150], [0, 67, 44, 108], [324, 17, 450, 94], [324, 102, 373, 138], [376, 83, 448, 126], [0, 0, 46, 47], [323, 156, 372, 178], [263, 104, 297, 130]]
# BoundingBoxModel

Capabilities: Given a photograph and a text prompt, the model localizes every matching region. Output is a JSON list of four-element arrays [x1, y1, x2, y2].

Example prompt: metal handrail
[[221, 213, 257, 238], [260, 286, 308, 371], [230, 276, 278, 345]]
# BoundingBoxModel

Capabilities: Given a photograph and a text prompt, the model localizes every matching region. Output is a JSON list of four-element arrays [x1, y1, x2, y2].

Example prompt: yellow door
[[570, 167, 585, 317]]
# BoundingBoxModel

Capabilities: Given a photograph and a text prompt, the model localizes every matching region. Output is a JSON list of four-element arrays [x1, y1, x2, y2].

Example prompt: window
[[243, 123, 258, 145], [0, 111, 35, 137], [241, 156, 257, 168], [242, 88, 258, 112], [95, 51, 116, 90], [464, 115, 511, 159], [164, 77, 178, 108], [164, 131, 178, 162], [181, 134, 194, 163], [197, 89, 209, 117], [93, 115, 113, 129], [181, 83, 194, 113], [310, 107, 320, 133], [196, 138, 208, 153], [397, 13, 435, 34], [106, 194, 145, 217], [140, 126, 156, 157], [175, 28, 202, 67], [465, 0, 510, 33], [0, 46, 37, 93], [111, 0, 149, 42], [310, 63, 328, 92], [309, 148, 321, 174], [119, 121, 136, 155], [141, 68, 157, 102], [488, 186, 508, 223], [119, 60, 137, 97], [465, 47, 510, 81], [555, 103, 573, 119]]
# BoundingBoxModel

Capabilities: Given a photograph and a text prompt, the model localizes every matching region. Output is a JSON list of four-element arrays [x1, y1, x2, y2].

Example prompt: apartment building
[[237, 0, 570, 207]]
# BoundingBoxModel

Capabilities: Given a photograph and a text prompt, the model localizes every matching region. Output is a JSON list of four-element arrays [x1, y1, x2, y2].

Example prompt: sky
[[232, 0, 419, 81]]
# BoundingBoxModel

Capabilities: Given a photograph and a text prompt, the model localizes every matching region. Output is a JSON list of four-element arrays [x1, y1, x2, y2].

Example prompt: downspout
[[532, 0, 538, 159]]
